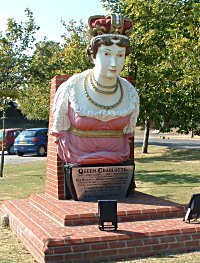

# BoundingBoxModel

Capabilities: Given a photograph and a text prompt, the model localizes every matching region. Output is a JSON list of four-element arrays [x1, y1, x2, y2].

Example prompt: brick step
[[30, 192, 186, 226], [1, 198, 200, 263], [2, 200, 48, 263]]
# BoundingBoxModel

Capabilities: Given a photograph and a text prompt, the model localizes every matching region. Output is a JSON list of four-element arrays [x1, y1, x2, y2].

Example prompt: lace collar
[[65, 69, 138, 121]]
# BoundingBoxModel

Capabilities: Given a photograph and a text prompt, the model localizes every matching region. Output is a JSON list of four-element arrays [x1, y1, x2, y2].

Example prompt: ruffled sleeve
[[51, 80, 71, 133], [123, 82, 140, 134]]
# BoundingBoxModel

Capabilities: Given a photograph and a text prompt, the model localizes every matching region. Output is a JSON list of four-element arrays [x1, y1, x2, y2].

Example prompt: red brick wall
[[45, 75, 70, 199]]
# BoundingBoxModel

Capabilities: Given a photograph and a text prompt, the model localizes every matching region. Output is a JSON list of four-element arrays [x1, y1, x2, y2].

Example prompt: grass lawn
[[0, 161, 46, 203], [0, 145, 200, 262], [135, 145, 200, 205]]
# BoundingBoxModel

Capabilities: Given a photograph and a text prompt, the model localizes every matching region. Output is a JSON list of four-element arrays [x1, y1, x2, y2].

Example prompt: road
[[135, 135, 200, 150], [1, 153, 47, 165], [1, 134, 199, 165]]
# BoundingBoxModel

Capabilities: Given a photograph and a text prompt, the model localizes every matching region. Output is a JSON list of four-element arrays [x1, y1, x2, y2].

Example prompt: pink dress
[[51, 70, 139, 165], [54, 105, 132, 165]]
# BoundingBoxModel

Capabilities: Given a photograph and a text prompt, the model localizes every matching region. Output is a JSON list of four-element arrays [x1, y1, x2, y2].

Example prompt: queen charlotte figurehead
[[51, 13, 139, 165]]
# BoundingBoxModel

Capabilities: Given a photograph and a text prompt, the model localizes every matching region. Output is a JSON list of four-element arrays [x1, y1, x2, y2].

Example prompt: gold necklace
[[91, 71, 118, 89], [90, 72, 118, 95], [84, 73, 124, 110]]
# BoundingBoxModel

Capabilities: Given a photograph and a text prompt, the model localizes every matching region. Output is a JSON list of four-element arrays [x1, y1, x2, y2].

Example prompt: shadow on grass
[[136, 169, 200, 185], [134, 147, 200, 185], [135, 147, 200, 163]]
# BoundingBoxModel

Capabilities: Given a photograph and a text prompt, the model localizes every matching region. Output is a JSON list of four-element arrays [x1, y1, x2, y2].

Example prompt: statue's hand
[[50, 131, 66, 141]]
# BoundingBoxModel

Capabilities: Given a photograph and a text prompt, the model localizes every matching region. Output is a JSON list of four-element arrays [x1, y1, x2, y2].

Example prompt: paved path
[[0, 153, 46, 165], [135, 135, 200, 149]]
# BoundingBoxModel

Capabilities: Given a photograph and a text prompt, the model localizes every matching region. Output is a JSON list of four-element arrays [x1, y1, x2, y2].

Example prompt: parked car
[[0, 128, 23, 154], [14, 128, 48, 156]]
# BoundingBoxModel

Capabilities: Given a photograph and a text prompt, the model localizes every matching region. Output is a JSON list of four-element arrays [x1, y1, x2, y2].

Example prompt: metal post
[[0, 111, 6, 177]]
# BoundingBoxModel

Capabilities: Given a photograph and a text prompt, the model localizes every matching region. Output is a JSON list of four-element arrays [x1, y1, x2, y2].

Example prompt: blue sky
[[0, 0, 107, 42]]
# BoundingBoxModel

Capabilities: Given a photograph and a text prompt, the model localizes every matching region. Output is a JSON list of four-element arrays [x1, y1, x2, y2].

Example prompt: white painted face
[[93, 43, 126, 79]]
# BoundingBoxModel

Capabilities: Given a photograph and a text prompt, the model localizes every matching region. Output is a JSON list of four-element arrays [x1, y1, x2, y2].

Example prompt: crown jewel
[[87, 14, 133, 40]]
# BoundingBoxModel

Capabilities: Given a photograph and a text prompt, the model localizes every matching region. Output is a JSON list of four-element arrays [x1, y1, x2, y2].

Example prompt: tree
[[19, 20, 92, 121], [101, 0, 200, 152], [0, 8, 39, 176], [60, 19, 92, 75], [164, 0, 200, 136], [0, 8, 39, 101], [18, 40, 63, 120]]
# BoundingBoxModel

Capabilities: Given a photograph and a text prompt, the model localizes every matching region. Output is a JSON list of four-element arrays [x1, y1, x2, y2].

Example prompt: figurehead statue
[[51, 13, 139, 165]]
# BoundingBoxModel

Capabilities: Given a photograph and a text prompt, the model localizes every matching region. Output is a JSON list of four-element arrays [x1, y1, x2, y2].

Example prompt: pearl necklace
[[90, 71, 118, 95], [84, 73, 124, 110]]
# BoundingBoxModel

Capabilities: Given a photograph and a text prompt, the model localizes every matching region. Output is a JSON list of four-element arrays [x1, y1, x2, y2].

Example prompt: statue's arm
[[51, 81, 71, 135], [123, 85, 140, 135]]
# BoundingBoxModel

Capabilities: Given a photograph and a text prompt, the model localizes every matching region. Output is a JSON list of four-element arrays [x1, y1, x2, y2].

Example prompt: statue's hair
[[86, 36, 131, 61]]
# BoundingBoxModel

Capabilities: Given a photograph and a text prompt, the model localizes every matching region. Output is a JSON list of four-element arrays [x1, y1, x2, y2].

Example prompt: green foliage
[[18, 40, 63, 120], [1, 3, 199, 130], [60, 19, 92, 75], [0, 10, 92, 121], [103, 0, 200, 135], [101, 0, 127, 12], [0, 9, 39, 103], [18, 20, 92, 121]]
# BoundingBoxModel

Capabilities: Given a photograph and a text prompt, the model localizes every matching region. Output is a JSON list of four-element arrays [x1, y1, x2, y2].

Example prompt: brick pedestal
[[2, 191, 200, 263]]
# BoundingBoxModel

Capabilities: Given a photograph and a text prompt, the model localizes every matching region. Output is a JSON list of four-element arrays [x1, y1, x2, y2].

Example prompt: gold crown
[[88, 13, 133, 39]]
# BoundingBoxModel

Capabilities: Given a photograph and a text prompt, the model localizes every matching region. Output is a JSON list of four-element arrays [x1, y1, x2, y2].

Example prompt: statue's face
[[93, 43, 126, 79]]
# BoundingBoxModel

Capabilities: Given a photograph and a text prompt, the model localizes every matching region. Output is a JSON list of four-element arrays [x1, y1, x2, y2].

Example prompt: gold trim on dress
[[68, 126, 123, 138]]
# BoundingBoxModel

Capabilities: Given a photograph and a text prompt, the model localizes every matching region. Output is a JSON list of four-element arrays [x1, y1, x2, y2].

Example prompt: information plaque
[[64, 163, 134, 201]]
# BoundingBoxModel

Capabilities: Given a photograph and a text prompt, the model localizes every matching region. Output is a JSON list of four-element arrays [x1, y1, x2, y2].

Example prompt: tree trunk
[[191, 128, 194, 138], [142, 119, 150, 153]]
